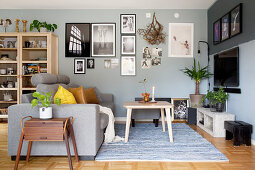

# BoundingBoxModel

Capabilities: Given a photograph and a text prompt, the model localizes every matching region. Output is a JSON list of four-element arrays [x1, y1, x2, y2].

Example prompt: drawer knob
[[40, 137, 47, 139]]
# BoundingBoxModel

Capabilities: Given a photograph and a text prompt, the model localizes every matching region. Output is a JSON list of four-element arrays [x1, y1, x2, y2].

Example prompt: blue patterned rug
[[96, 123, 228, 162]]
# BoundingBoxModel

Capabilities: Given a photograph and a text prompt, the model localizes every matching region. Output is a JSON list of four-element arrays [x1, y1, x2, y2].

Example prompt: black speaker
[[186, 107, 197, 125]]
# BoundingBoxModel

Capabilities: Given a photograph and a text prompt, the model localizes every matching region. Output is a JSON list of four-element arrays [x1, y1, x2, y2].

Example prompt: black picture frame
[[171, 98, 190, 120], [87, 59, 95, 69], [213, 19, 221, 45], [230, 3, 242, 37], [120, 14, 136, 34], [221, 13, 230, 41], [91, 23, 116, 57], [121, 35, 136, 55], [65, 23, 91, 57], [74, 58, 86, 74]]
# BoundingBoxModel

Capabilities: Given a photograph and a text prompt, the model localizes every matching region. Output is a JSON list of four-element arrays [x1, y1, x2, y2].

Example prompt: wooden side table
[[14, 116, 79, 170]]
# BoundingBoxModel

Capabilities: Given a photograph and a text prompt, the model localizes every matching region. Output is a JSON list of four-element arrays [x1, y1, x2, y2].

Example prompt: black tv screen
[[214, 47, 239, 87]]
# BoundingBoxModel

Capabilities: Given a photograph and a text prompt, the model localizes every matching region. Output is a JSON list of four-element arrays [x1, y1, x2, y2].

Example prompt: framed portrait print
[[121, 35, 136, 55], [74, 58, 86, 74], [121, 56, 136, 76], [230, 4, 242, 37], [121, 14, 136, 34], [65, 23, 91, 57], [221, 13, 230, 41], [213, 20, 221, 45], [87, 59, 95, 69], [91, 23, 116, 57], [171, 98, 190, 120], [168, 23, 194, 58]]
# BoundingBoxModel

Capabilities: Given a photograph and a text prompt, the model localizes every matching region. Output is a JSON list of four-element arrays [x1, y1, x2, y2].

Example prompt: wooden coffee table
[[123, 101, 174, 143]]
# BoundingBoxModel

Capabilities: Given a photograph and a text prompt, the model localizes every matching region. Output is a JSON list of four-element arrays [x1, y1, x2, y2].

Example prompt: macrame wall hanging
[[137, 13, 167, 45]]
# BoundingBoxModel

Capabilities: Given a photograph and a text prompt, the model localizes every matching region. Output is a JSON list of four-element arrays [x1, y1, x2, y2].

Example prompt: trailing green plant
[[181, 59, 213, 95], [31, 92, 61, 108], [201, 87, 229, 105], [30, 20, 58, 32]]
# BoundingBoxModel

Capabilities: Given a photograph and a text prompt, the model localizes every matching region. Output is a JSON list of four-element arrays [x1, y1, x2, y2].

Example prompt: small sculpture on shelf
[[22, 20, 27, 32], [14, 19, 20, 32], [0, 19, 12, 32]]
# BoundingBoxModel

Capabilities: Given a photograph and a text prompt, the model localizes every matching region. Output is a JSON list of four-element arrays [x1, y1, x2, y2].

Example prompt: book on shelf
[[23, 64, 47, 75]]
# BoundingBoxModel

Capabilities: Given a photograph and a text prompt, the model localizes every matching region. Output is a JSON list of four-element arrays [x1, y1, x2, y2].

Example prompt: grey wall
[[0, 9, 208, 118], [208, 0, 255, 54]]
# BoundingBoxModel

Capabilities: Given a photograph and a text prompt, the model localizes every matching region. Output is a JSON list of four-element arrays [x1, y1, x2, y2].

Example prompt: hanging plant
[[137, 13, 167, 45]]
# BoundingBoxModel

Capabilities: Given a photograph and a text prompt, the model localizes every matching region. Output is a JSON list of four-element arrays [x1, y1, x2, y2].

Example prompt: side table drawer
[[23, 127, 64, 135], [24, 121, 64, 127], [24, 134, 64, 141]]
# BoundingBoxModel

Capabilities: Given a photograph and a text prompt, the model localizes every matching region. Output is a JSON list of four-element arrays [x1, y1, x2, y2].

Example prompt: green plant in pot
[[30, 20, 57, 32], [31, 92, 61, 119], [181, 59, 213, 107]]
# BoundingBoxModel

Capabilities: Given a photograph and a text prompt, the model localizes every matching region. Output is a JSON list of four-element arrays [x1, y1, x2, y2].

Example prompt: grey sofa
[[8, 73, 114, 160]]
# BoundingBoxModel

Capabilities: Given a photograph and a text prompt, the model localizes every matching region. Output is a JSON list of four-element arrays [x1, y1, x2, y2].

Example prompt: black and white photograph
[[143, 47, 152, 58], [152, 48, 163, 57], [74, 58, 86, 74], [121, 35, 136, 55], [151, 57, 161, 66], [66, 23, 90, 57], [92, 23, 116, 57], [111, 59, 119, 69], [104, 60, 111, 69], [171, 98, 190, 120], [221, 13, 230, 41], [121, 14, 136, 34], [121, 56, 136, 76], [87, 59, 95, 69], [230, 4, 242, 37], [141, 58, 151, 69]]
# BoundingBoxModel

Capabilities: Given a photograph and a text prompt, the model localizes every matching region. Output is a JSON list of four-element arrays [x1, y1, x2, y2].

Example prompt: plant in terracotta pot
[[181, 59, 213, 107], [139, 78, 150, 102], [31, 92, 61, 119], [30, 20, 57, 32]]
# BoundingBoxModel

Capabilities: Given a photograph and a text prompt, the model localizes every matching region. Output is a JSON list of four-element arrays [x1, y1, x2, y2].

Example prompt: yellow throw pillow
[[83, 88, 100, 104], [54, 85, 77, 104], [68, 86, 87, 104]]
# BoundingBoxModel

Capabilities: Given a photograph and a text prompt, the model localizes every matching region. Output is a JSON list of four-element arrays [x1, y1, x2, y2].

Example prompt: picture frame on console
[[171, 98, 189, 120], [91, 23, 116, 57], [74, 58, 86, 74], [121, 56, 136, 76], [221, 13, 230, 41], [230, 3, 242, 37], [65, 23, 91, 57], [121, 35, 136, 55], [213, 20, 221, 45], [120, 14, 136, 34]]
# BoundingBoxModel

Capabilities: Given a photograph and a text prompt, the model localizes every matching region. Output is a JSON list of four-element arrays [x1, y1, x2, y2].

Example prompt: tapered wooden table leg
[[165, 108, 173, 142], [15, 132, 24, 170], [125, 108, 132, 143], [64, 131, 73, 170], [69, 123, 79, 162], [161, 108, 165, 132], [26, 141, 32, 162]]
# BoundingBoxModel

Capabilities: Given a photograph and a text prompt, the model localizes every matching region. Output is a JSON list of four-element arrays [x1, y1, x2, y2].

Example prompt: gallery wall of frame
[[213, 3, 242, 45]]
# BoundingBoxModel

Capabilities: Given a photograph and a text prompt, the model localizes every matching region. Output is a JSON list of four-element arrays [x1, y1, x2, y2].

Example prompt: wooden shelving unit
[[0, 32, 58, 119]]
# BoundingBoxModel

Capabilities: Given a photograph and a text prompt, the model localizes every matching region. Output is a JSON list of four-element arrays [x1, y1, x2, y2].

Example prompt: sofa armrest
[[21, 93, 34, 103], [100, 93, 113, 103]]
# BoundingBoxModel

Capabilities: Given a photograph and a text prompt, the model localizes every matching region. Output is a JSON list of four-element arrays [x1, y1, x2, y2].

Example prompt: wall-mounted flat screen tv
[[214, 47, 239, 87]]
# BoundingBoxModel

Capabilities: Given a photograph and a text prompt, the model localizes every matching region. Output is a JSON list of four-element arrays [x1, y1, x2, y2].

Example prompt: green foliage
[[31, 92, 61, 108], [30, 20, 58, 32], [201, 87, 229, 105], [181, 59, 213, 83]]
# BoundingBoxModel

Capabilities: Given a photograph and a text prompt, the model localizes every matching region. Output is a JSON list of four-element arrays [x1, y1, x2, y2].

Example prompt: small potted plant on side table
[[31, 92, 61, 119]]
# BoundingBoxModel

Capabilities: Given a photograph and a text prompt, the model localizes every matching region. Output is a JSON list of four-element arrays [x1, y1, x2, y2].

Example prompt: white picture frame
[[121, 56, 136, 76], [168, 23, 194, 58], [121, 35, 136, 55], [74, 58, 86, 74], [91, 23, 116, 57], [121, 14, 136, 34]]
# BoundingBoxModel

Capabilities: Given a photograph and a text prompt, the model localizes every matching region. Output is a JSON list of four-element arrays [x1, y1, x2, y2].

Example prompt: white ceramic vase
[[40, 27, 48, 32], [39, 107, 52, 119]]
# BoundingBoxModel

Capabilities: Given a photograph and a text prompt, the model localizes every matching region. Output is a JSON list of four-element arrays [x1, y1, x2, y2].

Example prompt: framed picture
[[121, 35, 136, 55], [141, 58, 151, 69], [230, 4, 242, 37], [120, 14, 136, 34], [104, 59, 111, 69], [221, 13, 230, 41], [91, 23, 116, 57], [168, 23, 194, 58], [87, 59, 95, 69], [65, 23, 91, 57], [171, 98, 190, 120], [143, 47, 152, 58], [121, 56, 136, 76], [213, 20, 221, 45], [74, 58, 86, 74]]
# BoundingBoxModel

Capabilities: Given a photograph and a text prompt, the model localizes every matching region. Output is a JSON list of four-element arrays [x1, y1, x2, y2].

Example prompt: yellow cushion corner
[[54, 85, 77, 104]]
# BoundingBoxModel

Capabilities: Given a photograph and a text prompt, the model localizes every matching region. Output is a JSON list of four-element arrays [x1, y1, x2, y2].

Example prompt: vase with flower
[[139, 78, 150, 102]]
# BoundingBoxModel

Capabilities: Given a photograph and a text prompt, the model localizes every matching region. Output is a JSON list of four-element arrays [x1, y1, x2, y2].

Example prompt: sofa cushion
[[37, 84, 68, 97], [83, 88, 100, 104], [68, 86, 87, 104], [32, 73, 58, 86], [54, 85, 77, 104], [100, 113, 109, 129]]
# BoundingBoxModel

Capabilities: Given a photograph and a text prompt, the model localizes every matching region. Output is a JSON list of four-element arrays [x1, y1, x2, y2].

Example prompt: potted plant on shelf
[[181, 59, 213, 107], [30, 20, 58, 32], [139, 78, 150, 102], [31, 92, 61, 119]]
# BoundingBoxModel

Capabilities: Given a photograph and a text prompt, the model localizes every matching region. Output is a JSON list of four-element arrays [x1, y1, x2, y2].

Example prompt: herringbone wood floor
[[1, 122, 255, 170]]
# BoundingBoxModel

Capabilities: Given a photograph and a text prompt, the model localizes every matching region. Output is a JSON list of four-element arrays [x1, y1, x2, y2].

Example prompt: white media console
[[197, 108, 235, 137]]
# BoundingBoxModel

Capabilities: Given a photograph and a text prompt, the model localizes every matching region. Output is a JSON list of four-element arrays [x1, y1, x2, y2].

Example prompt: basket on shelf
[[0, 108, 8, 115]]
